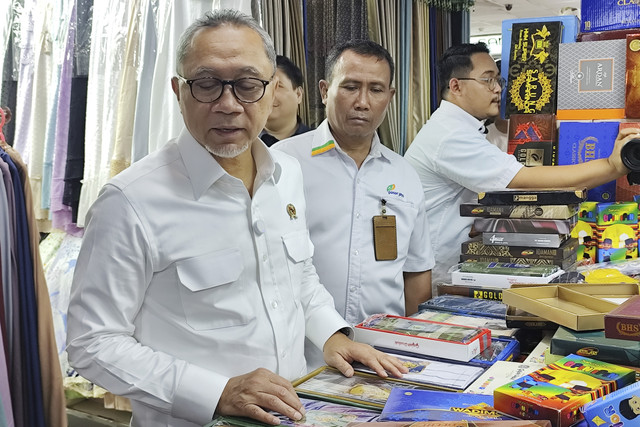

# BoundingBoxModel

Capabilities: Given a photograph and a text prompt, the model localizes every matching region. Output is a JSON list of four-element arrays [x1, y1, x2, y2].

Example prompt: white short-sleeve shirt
[[273, 120, 435, 324], [404, 101, 523, 285]]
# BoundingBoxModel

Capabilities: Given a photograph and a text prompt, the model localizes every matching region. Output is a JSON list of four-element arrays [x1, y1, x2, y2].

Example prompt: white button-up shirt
[[404, 100, 523, 285], [66, 129, 349, 427], [273, 120, 434, 368]]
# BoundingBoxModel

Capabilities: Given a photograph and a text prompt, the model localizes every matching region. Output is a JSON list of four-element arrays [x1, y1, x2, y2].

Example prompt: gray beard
[[205, 141, 250, 158]]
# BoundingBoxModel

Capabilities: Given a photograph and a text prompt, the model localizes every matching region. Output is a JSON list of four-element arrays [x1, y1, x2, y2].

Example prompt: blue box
[[557, 121, 619, 202], [581, 0, 640, 33], [380, 388, 514, 422], [501, 15, 580, 119], [581, 380, 640, 426]]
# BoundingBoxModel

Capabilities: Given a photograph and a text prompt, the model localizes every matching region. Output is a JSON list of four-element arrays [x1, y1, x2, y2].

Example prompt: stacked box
[[551, 326, 640, 367], [581, 0, 640, 33], [507, 114, 557, 166], [501, 15, 580, 119], [625, 34, 640, 119], [556, 39, 627, 120], [572, 201, 599, 264], [557, 122, 619, 202], [493, 354, 636, 427], [505, 22, 562, 117], [595, 201, 640, 262]]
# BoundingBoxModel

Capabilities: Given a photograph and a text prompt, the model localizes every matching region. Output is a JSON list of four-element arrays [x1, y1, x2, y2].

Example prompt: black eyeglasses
[[456, 76, 507, 91], [176, 75, 272, 103]]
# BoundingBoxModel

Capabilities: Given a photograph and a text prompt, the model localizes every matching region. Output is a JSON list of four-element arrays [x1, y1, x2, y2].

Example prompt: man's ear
[[295, 86, 303, 105], [319, 80, 329, 106], [447, 78, 461, 96], [171, 77, 180, 101]]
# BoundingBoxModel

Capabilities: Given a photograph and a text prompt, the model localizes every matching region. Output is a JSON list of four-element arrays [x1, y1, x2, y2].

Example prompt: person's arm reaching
[[509, 128, 637, 189]]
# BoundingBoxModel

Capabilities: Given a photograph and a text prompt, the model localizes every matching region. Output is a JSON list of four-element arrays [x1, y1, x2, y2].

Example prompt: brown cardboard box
[[503, 284, 640, 331], [604, 294, 640, 341]]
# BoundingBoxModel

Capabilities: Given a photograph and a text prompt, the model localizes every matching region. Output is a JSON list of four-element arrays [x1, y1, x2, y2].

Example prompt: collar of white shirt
[[176, 128, 279, 200]]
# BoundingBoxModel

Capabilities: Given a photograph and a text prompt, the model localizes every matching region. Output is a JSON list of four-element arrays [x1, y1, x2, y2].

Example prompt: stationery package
[[354, 314, 491, 362]]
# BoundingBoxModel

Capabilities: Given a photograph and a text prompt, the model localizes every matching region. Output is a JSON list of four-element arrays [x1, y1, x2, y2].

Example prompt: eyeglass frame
[[175, 74, 274, 104], [455, 76, 506, 91]]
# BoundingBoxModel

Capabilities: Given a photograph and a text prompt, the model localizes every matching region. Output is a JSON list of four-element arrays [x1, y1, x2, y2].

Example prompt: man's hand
[[217, 368, 305, 425], [323, 332, 409, 379], [609, 127, 640, 175]]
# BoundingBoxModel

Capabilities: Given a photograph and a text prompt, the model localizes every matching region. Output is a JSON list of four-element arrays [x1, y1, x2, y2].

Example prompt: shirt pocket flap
[[282, 230, 313, 263], [176, 249, 243, 292]]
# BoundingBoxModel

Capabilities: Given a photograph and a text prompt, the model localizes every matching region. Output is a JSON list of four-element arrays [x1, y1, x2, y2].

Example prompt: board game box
[[493, 354, 636, 427], [461, 236, 578, 261], [354, 314, 491, 362], [477, 188, 587, 206], [460, 203, 578, 219], [380, 388, 515, 422]]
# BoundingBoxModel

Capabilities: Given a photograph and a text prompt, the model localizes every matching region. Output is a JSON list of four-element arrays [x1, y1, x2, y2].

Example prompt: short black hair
[[276, 55, 304, 89], [438, 42, 490, 99], [325, 39, 394, 86]]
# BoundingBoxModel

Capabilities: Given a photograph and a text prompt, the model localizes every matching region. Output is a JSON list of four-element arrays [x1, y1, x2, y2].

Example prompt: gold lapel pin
[[286, 204, 297, 219]]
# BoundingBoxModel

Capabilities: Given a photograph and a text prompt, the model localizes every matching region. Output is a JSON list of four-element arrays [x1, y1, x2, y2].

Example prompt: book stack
[[456, 188, 583, 289]]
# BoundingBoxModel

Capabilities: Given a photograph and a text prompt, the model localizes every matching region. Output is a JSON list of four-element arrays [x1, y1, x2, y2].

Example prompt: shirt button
[[355, 212, 360, 219], [262, 254, 268, 262], [253, 220, 266, 234], [281, 351, 287, 359], [354, 250, 359, 256], [271, 300, 278, 309]]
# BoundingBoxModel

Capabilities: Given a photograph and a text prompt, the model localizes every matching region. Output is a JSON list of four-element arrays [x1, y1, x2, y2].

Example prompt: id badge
[[372, 215, 397, 261]]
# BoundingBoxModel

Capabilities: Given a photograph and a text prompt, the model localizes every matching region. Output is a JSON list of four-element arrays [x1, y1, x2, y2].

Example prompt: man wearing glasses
[[404, 42, 636, 286], [66, 10, 405, 427]]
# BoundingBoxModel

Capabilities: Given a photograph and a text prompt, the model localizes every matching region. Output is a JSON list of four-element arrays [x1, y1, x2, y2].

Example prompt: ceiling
[[470, 0, 581, 37]]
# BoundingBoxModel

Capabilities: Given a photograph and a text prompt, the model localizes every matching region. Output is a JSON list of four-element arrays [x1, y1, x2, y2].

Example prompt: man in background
[[274, 39, 434, 370], [261, 55, 311, 146], [405, 42, 636, 285]]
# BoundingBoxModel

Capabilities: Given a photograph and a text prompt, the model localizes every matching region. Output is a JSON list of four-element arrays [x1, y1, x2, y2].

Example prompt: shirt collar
[[310, 119, 387, 161], [177, 128, 278, 200], [439, 100, 488, 135]]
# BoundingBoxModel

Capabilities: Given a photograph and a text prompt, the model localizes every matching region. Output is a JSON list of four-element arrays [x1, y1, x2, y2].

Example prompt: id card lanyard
[[372, 198, 397, 261]]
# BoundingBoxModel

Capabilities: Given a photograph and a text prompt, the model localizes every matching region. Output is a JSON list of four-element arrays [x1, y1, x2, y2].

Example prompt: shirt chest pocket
[[282, 230, 313, 304], [176, 248, 249, 331]]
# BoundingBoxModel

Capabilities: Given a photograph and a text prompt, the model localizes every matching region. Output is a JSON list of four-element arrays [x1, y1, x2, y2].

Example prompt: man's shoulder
[[110, 141, 182, 190], [271, 129, 316, 158]]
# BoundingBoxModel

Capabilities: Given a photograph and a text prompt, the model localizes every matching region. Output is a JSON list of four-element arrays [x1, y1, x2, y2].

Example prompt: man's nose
[[213, 85, 243, 112], [354, 89, 370, 109]]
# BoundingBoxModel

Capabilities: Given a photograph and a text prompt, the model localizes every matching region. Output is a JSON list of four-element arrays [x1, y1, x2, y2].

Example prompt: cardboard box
[[502, 285, 621, 330], [435, 283, 505, 301], [505, 22, 561, 117], [595, 201, 640, 262], [605, 294, 640, 341], [557, 122, 619, 202], [550, 326, 640, 367], [573, 202, 599, 264], [581, 0, 640, 33], [493, 354, 636, 427], [354, 314, 491, 362], [556, 39, 627, 120], [581, 377, 640, 426], [451, 267, 565, 289], [461, 236, 578, 261], [506, 306, 558, 329], [501, 15, 580, 119]]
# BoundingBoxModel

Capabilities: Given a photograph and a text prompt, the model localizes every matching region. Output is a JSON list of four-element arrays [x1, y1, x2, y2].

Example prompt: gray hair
[[175, 9, 276, 75]]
